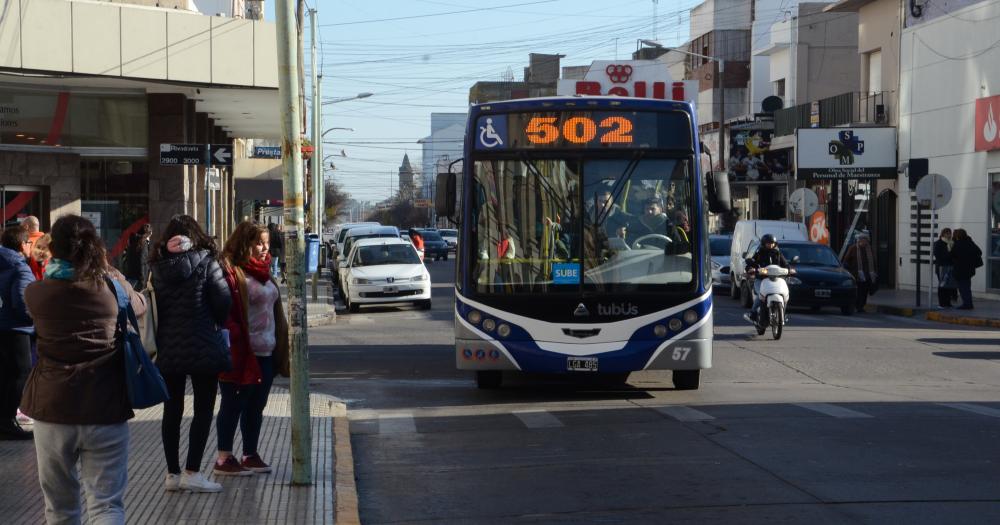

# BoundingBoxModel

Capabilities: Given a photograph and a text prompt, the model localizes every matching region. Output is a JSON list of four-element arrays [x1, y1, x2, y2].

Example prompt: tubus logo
[[605, 64, 633, 83], [573, 303, 590, 317], [597, 303, 639, 316]]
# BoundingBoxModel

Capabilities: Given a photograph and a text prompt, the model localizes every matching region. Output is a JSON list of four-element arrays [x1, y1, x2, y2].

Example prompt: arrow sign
[[210, 144, 233, 166]]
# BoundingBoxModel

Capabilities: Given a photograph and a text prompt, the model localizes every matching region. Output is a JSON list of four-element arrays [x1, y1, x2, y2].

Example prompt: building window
[[865, 50, 882, 94], [80, 159, 150, 268], [773, 79, 786, 98], [990, 173, 1000, 289]]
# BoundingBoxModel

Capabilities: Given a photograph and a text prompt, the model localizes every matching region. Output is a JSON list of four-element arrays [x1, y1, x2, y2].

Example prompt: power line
[[321, 0, 558, 27]]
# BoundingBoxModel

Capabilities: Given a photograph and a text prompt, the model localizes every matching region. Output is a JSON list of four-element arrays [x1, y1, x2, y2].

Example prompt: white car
[[340, 238, 431, 313], [440, 228, 458, 252]]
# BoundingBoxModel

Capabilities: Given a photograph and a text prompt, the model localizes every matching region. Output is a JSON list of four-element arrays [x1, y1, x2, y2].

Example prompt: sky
[[266, 0, 704, 202]]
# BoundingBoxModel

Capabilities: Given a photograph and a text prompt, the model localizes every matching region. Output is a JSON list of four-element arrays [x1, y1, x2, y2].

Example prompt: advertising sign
[[796, 127, 897, 180], [556, 60, 698, 103], [727, 129, 791, 182], [975, 95, 1000, 152]]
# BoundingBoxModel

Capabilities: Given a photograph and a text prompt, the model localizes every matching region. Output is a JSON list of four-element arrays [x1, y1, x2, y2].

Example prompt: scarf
[[241, 254, 272, 284], [44, 258, 75, 281]]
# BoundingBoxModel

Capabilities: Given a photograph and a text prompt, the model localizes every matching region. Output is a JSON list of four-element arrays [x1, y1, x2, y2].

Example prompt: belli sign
[[556, 60, 698, 103], [975, 95, 1000, 152]]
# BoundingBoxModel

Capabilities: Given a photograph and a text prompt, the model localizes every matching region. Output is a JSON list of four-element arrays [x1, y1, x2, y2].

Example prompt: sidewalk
[[866, 288, 1000, 328], [0, 386, 358, 524]]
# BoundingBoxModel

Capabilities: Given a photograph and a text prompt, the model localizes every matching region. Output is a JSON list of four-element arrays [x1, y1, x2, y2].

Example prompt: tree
[[366, 200, 427, 228], [324, 180, 350, 223]]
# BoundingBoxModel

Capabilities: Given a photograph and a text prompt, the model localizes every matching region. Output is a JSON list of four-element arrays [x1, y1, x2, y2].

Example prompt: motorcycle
[[743, 263, 795, 340]]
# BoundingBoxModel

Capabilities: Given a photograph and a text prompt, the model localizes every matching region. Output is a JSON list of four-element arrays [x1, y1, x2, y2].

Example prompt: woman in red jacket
[[213, 222, 289, 476]]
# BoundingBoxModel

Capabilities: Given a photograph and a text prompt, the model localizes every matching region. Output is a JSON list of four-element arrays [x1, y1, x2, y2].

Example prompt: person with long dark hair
[[933, 228, 958, 308], [150, 215, 232, 492], [951, 228, 984, 310], [0, 225, 35, 440], [21, 215, 146, 523], [213, 222, 289, 476]]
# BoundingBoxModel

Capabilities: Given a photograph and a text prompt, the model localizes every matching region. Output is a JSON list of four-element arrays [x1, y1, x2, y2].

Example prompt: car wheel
[[476, 370, 502, 389], [729, 275, 740, 300], [673, 370, 700, 390], [840, 303, 855, 316], [418, 299, 432, 310], [740, 282, 753, 309]]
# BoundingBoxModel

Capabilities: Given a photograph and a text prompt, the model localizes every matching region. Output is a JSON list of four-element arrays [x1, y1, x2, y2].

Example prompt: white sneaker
[[165, 473, 180, 492], [179, 471, 223, 493]]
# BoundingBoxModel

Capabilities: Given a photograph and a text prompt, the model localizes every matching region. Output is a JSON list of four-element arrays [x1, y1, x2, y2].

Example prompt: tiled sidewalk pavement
[[0, 386, 342, 524]]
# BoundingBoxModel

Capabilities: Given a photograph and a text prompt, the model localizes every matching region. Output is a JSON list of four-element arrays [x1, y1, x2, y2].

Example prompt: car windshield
[[710, 236, 731, 257], [354, 244, 420, 266], [781, 244, 842, 267], [441, 229, 457, 237], [421, 231, 443, 241], [470, 156, 694, 295]]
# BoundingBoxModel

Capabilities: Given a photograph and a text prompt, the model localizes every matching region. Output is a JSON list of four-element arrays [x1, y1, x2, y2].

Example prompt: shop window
[[0, 88, 147, 148], [989, 173, 1000, 289], [773, 79, 785, 98], [80, 159, 150, 268]]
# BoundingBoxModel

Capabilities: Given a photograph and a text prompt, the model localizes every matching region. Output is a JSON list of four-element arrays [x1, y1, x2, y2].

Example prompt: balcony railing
[[773, 91, 889, 136]]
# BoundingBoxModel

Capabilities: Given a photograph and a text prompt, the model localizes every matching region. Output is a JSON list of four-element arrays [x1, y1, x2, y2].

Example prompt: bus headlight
[[468, 310, 482, 325], [482, 319, 496, 332], [683, 309, 699, 325], [668, 318, 683, 332], [497, 323, 511, 338], [653, 324, 668, 338]]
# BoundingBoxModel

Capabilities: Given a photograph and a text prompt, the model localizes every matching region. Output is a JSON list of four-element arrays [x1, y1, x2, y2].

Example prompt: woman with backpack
[[950, 228, 984, 310], [150, 215, 232, 492]]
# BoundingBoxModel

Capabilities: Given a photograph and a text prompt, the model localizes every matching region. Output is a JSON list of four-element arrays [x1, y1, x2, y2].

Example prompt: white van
[[729, 220, 808, 305]]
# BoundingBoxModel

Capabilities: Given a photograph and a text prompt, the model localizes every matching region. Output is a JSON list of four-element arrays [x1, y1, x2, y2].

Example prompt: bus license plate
[[567, 357, 598, 372], [814, 289, 831, 298]]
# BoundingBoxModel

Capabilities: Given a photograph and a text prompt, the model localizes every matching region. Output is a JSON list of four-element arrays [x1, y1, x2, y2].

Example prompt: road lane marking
[[653, 405, 715, 421], [513, 410, 565, 429], [939, 403, 1000, 418], [796, 403, 873, 419], [378, 414, 417, 434]]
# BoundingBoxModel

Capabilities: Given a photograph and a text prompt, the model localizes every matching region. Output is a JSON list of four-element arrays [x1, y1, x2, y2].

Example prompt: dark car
[[417, 229, 450, 261], [779, 241, 857, 315]]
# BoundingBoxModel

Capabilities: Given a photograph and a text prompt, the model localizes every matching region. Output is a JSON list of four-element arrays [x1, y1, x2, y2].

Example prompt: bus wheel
[[673, 370, 700, 390], [476, 370, 502, 389]]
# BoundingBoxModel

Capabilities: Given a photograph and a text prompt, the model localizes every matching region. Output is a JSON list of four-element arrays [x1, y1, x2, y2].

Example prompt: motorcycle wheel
[[741, 282, 753, 308], [770, 303, 783, 340]]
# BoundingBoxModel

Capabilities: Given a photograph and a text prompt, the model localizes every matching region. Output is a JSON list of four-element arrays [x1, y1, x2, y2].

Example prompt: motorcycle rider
[[743, 234, 790, 323]]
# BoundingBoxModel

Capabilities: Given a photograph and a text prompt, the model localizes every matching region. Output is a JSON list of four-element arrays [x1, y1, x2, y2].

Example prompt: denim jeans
[[33, 421, 129, 525], [216, 355, 274, 456]]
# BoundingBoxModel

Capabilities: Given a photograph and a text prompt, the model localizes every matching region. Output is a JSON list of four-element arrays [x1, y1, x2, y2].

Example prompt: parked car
[[333, 222, 381, 258], [336, 225, 400, 290], [709, 234, 732, 291], [416, 229, 450, 261], [440, 228, 458, 252], [779, 241, 858, 315], [730, 220, 808, 305], [340, 237, 431, 313]]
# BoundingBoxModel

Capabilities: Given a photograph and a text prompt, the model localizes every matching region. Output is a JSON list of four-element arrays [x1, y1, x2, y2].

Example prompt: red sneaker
[[213, 456, 253, 476], [241, 454, 272, 473]]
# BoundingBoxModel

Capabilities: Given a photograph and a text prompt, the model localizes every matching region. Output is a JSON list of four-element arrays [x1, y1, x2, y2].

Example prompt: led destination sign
[[474, 111, 692, 151]]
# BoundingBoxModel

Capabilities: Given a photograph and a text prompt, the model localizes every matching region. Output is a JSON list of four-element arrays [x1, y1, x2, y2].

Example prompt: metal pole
[[915, 200, 922, 308], [718, 60, 725, 175], [310, 8, 320, 301], [928, 175, 936, 306], [276, 0, 311, 485]]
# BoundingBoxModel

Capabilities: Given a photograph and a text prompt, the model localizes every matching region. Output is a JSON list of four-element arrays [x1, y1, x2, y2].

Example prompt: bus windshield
[[470, 156, 694, 295]]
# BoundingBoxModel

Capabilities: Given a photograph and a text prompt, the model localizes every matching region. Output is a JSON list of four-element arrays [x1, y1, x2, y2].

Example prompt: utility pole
[[309, 8, 320, 301], [275, 0, 312, 485]]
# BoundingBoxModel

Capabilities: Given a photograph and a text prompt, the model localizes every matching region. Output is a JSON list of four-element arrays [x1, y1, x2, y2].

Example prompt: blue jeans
[[270, 257, 281, 277], [216, 355, 274, 456], [33, 421, 129, 525]]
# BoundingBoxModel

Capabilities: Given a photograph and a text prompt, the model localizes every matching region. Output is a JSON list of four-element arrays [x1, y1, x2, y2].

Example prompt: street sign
[[253, 146, 282, 159], [915, 173, 951, 210], [210, 144, 233, 166], [788, 188, 819, 217], [206, 168, 221, 190], [159, 143, 206, 166]]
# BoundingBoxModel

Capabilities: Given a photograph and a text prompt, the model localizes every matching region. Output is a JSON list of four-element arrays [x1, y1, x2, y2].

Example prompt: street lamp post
[[321, 92, 373, 106], [321, 127, 354, 137], [640, 40, 727, 169]]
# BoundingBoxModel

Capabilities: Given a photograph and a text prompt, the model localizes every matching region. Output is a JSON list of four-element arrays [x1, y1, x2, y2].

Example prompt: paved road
[[310, 261, 1000, 524]]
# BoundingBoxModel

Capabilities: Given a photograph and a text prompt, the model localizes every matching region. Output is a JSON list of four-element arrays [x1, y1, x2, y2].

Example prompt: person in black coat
[[267, 222, 285, 283], [950, 228, 983, 310], [932, 228, 957, 308], [150, 215, 232, 492]]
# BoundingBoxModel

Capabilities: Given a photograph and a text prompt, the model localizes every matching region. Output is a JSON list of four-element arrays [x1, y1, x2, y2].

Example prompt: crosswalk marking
[[796, 403, 873, 419], [379, 414, 417, 434], [939, 403, 1000, 418], [653, 405, 715, 422], [513, 410, 565, 429]]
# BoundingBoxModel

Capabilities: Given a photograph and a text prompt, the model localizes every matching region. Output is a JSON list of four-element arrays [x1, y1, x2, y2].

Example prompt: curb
[[865, 303, 917, 317], [332, 401, 361, 525], [925, 311, 1000, 329]]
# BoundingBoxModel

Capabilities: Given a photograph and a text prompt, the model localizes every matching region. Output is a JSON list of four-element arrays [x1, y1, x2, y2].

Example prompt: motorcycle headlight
[[351, 277, 371, 285], [787, 276, 802, 285], [841, 279, 855, 287]]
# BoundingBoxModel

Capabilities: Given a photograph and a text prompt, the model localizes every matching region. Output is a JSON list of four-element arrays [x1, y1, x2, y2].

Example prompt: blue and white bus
[[435, 96, 730, 389]]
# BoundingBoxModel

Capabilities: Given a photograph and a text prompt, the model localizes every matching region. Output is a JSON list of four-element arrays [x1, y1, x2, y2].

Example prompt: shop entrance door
[[1, 185, 48, 229], [875, 189, 897, 288]]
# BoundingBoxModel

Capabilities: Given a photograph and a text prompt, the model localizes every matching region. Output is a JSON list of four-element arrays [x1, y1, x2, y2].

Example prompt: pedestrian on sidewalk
[[950, 228, 983, 310], [842, 233, 878, 312], [0, 225, 35, 441], [125, 223, 153, 290], [22, 215, 45, 255], [933, 228, 958, 308], [150, 215, 232, 493], [28, 233, 52, 281], [267, 222, 284, 282], [21, 215, 146, 525], [214, 222, 289, 477]]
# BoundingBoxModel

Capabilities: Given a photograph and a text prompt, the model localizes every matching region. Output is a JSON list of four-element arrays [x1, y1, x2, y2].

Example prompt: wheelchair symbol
[[479, 118, 504, 148]]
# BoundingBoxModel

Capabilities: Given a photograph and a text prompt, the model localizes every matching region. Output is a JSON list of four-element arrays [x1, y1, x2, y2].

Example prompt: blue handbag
[[106, 276, 169, 409]]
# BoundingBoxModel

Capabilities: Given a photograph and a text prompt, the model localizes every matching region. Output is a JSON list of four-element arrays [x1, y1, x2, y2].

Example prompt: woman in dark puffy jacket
[[150, 215, 232, 493]]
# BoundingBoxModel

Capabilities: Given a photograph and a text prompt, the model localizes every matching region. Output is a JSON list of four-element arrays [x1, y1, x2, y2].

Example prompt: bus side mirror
[[435, 172, 456, 218], [707, 171, 731, 214]]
